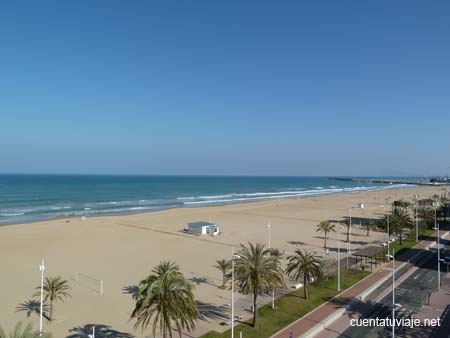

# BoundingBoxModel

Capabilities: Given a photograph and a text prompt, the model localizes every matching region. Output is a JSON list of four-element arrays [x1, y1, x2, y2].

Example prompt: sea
[[0, 174, 413, 225]]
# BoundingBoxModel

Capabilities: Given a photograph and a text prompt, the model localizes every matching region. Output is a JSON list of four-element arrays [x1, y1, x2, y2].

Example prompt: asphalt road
[[338, 249, 442, 338]]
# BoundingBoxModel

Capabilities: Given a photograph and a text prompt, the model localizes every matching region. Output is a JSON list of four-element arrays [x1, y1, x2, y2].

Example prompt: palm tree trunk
[[252, 292, 258, 327], [304, 276, 308, 299], [49, 300, 53, 321], [324, 233, 327, 248]]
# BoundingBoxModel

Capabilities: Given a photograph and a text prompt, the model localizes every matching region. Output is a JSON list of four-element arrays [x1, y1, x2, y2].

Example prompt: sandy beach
[[0, 185, 444, 337]]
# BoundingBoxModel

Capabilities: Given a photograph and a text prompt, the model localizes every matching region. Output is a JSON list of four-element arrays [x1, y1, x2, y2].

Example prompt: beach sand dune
[[0, 186, 443, 337]]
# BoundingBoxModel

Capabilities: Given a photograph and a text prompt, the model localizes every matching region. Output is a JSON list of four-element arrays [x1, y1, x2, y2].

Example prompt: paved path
[[318, 245, 440, 338], [270, 230, 444, 338], [404, 277, 450, 338], [270, 265, 394, 338]]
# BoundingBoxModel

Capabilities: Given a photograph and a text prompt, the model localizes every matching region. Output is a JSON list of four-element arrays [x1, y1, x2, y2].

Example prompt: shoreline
[[0, 183, 416, 227]]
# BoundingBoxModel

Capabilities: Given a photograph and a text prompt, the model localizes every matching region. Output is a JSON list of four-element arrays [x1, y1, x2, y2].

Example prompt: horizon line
[[0, 172, 430, 178]]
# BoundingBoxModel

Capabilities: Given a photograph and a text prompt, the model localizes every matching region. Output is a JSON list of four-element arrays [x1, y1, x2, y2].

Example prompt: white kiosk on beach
[[187, 221, 220, 236]]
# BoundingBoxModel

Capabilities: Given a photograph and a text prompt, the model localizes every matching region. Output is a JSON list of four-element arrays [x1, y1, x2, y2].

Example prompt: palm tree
[[214, 259, 231, 289], [344, 219, 351, 242], [379, 215, 390, 234], [316, 221, 335, 248], [286, 249, 324, 299], [33, 276, 70, 321], [432, 194, 441, 202], [269, 248, 283, 261], [418, 207, 434, 230], [131, 261, 198, 338], [390, 209, 414, 244], [234, 243, 285, 328], [439, 197, 450, 220], [392, 199, 411, 210], [0, 321, 52, 338], [15, 300, 49, 319], [362, 219, 375, 237], [418, 198, 434, 208]]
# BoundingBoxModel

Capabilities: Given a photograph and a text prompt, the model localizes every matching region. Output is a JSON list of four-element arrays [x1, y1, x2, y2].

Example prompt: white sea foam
[[182, 184, 412, 206], [184, 190, 329, 200], [90, 199, 171, 208], [0, 212, 25, 217], [50, 205, 72, 210]]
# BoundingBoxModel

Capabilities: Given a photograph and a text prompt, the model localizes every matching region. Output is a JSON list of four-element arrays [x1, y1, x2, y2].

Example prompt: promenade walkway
[[404, 277, 450, 338], [270, 231, 443, 338]]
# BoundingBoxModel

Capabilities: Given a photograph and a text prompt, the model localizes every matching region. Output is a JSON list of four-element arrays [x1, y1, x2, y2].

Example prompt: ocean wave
[[0, 212, 25, 217], [183, 190, 337, 205], [88, 199, 174, 208], [62, 206, 161, 216], [180, 189, 330, 201], [182, 184, 411, 206], [196, 194, 235, 199], [50, 205, 72, 210]]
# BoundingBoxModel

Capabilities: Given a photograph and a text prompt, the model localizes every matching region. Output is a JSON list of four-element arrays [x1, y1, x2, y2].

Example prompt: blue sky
[[1, 1, 449, 176]]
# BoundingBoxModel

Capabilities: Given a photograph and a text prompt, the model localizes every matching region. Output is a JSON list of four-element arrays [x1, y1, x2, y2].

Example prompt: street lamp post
[[433, 201, 441, 291], [347, 204, 364, 269], [267, 223, 275, 309], [385, 199, 393, 257], [231, 249, 241, 338], [387, 214, 390, 260], [434, 222, 441, 291], [434, 206, 437, 232], [414, 195, 419, 243], [386, 249, 396, 338], [347, 209, 351, 269], [88, 326, 95, 338], [39, 258, 45, 336], [380, 202, 391, 261], [337, 226, 344, 292]]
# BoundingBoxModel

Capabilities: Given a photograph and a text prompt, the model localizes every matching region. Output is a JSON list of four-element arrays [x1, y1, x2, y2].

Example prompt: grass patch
[[198, 269, 369, 338], [390, 229, 435, 256]]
